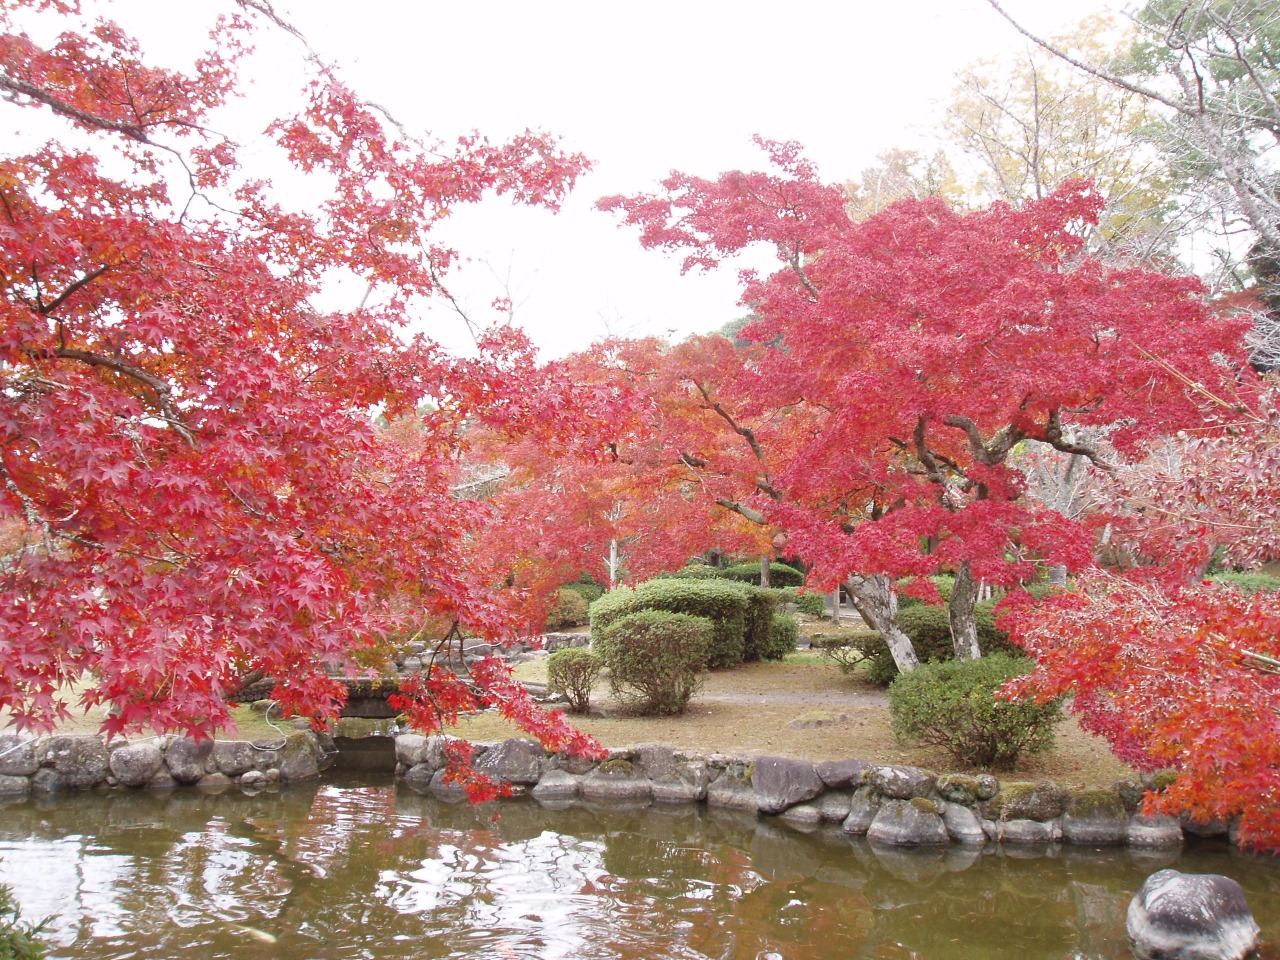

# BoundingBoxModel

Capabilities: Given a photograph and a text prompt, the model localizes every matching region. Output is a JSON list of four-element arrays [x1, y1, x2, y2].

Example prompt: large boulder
[[474, 738, 546, 786], [531, 769, 581, 801], [44, 735, 109, 789], [705, 772, 759, 813], [841, 786, 881, 835], [579, 760, 653, 802], [395, 734, 430, 769], [866, 798, 949, 847], [213, 741, 257, 778], [0, 736, 39, 776], [1128, 813, 1184, 847], [940, 801, 986, 845], [651, 760, 711, 803], [868, 765, 935, 800], [1127, 869, 1259, 960], [980, 781, 1068, 822], [814, 758, 870, 790], [750, 756, 824, 815], [166, 737, 213, 785], [109, 742, 164, 788], [1061, 789, 1128, 845], [277, 733, 320, 782], [633, 743, 678, 781]]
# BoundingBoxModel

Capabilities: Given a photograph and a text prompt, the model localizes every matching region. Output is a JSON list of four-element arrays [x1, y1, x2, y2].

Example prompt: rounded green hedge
[[765, 612, 800, 660], [544, 587, 590, 631], [595, 610, 712, 715], [888, 653, 1062, 770], [720, 561, 806, 588], [863, 601, 1018, 685], [590, 579, 751, 669]]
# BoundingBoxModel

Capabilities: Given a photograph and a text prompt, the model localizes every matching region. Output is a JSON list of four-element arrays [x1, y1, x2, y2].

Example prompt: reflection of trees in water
[[1, 786, 1278, 960]]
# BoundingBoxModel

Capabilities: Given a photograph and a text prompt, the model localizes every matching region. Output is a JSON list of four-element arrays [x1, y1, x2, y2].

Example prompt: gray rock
[[426, 735, 469, 772], [941, 801, 986, 844], [109, 742, 164, 788], [148, 771, 176, 790], [973, 774, 1001, 801], [402, 656, 423, 673], [751, 755, 824, 815], [867, 799, 949, 847], [706, 774, 759, 813], [474, 738, 546, 786], [277, 733, 319, 783], [779, 803, 823, 825], [1128, 814, 1184, 847], [44, 735, 108, 789], [817, 790, 853, 823], [166, 737, 213, 784], [1115, 777, 1147, 812], [427, 768, 469, 802], [31, 768, 62, 793], [633, 743, 678, 781], [0, 775, 29, 796], [980, 781, 1067, 822], [579, 760, 653, 802], [842, 786, 881, 835], [936, 773, 984, 805], [1062, 789, 1128, 845], [652, 760, 710, 803], [213, 741, 257, 778], [868, 764, 934, 800], [983, 817, 1061, 844], [551, 750, 599, 776], [403, 762, 435, 788], [814, 758, 870, 790], [0, 736, 39, 776], [240, 770, 267, 788], [1181, 813, 1231, 839], [395, 734, 430, 769], [531, 769, 581, 801], [197, 772, 233, 792], [1127, 869, 1259, 960], [249, 739, 281, 771]]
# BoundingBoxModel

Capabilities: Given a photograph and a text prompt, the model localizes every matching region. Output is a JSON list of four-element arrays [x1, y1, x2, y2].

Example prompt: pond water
[[1, 776, 1277, 960]]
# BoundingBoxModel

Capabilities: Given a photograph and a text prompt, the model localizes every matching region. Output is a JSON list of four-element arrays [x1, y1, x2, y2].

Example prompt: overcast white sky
[[118, 0, 1121, 357]]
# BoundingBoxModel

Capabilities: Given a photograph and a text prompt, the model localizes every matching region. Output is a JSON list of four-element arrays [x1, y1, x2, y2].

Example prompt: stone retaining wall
[[397, 736, 1215, 849], [0, 728, 1225, 850], [0, 731, 333, 795]]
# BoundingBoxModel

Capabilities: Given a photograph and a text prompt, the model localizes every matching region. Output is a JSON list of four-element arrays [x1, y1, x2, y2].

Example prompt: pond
[[2, 776, 1277, 960]]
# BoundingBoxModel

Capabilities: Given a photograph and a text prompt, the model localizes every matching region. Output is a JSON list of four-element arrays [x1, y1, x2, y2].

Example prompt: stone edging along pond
[[0, 726, 1231, 850]]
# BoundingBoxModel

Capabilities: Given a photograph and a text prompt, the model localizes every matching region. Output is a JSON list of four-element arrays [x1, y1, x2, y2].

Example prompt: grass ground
[[11, 614, 1134, 788]]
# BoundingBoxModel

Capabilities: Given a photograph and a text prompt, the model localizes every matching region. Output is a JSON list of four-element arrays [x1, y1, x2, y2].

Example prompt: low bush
[[544, 587, 590, 631], [0, 883, 47, 959], [1209, 571, 1280, 595], [660, 565, 729, 581], [720, 561, 806, 588], [547, 647, 602, 714], [813, 629, 884, 676], [793, 590, 825, 616], [862, 601, 1018, 685], [764, 612, 800, 660], [595, 610, 712, 715], [590, 579, 750, 669], [888, 653, 1062, 770], [561, 579, 605, 605]]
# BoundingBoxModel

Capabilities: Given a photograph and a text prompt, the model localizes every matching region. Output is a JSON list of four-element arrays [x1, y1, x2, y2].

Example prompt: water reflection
[[0, 781, 1275, 960]]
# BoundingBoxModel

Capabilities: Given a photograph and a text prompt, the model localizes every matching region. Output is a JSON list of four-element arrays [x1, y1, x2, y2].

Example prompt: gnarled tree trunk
[[844, 574, 920, 673]]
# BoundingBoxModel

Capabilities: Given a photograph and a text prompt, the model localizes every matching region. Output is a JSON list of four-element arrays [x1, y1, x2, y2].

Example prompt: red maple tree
[[0, 0, 601, 767], [597, 138, 1252, 667]]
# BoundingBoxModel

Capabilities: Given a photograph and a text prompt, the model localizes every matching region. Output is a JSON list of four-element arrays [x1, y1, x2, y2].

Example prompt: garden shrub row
[[593, 610, 711, 714], [590, 578, 752, 668]]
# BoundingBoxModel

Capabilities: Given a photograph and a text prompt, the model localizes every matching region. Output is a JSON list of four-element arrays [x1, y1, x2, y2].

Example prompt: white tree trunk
[[843, 574, 920, 672], [948, 562, 982, 660]]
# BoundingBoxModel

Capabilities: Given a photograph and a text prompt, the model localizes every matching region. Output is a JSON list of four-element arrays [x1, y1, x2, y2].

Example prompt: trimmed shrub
[[590, 579, 750, 669], [742, 588, 779, 661], [813, 628, 884, 676], [794, 590, 826, 617], [547, 647, 602, 714], [863, 601, 1018, 685], [720, 561, 806, 588], [888, 653, 1062, 770], [765, 612, 800, 660], [544, 588, 590, 631], [1209, 571, 1280, 595], [561, 579, 605, 605], [895, 574, 957, 611], [595, 610, 712, 715], [659, 565, 730, 581]]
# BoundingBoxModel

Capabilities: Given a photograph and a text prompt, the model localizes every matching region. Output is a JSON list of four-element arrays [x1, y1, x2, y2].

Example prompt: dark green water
[[1, 777, 1276, 960]]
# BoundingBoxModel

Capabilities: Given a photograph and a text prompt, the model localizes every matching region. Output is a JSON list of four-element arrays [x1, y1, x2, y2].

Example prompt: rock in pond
[[866, 798, 949, 847], [751, 755, 824, 815], [109, 742, 164, 788], [1127, 869, 1259, 960]]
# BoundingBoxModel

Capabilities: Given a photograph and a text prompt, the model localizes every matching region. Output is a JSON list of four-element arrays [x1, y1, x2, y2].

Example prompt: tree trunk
[[607, 539, 620, 590], [949, 562, 982, 661], [828, 590, 841, 625], [844, 574, 920, 673], [760, 554, 770, 588]]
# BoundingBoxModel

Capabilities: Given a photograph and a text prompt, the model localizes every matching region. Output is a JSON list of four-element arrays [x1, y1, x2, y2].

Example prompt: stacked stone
[[0, 732, 331, 795], [392, 736, 1189, 850]]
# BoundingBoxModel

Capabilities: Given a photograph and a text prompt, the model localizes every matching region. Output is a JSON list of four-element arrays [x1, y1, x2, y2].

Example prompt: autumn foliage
[[0, 0, 602, 768]]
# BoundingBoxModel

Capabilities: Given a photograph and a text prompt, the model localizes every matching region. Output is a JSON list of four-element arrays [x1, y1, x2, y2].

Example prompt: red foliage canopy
[[0, 0, 601, 767]]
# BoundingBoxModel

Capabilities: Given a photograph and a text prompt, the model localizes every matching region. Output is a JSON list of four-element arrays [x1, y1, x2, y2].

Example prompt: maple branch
[[34, 263, 114, 317], [942, 415, 1024, 466], [0, 74, 152, 142], [714, 497, 768, 526], [1042, 410, 1114, 472], [39, 347, 196, 446], [689, 379, 781, 497]]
